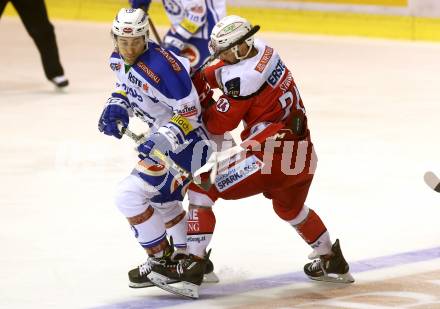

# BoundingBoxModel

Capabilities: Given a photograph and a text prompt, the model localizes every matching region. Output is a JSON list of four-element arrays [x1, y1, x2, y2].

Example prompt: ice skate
[[129, 248, 218, 288], [128, 250, 180, 288], [147, 250, 211, 299], [304, 239, 355, 283]]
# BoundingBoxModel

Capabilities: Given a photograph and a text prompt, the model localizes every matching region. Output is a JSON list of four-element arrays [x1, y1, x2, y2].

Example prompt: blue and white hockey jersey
[[107, 41, 212, 202], [162, 0, 226, 68], [109, 40, 202, 134]]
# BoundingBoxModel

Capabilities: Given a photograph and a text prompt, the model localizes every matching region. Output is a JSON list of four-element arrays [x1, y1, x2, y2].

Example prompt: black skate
[[128, 248, 180, 288], [129, 250, 218, 288], [147, 250, 212, 299], [304, 239, 355, 283]]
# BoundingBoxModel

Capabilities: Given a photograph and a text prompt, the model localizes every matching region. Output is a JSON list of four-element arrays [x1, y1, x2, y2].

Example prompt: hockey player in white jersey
[[98, 8, 219, 288], [130, 0, 226, 68]]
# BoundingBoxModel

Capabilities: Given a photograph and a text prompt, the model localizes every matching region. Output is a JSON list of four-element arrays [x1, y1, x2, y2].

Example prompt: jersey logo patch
[[267, 59, 286, 87], [137, 61, 161, 84], [225, 77, 240, 97], [216, 98, 230, 113], [177, 104, 198, 117], [255, 46, 274, 73], [155, 47, 182, 72], [215, 155, 264, 192], [110, 62, 121, 71], [169, 114, 193, 135]]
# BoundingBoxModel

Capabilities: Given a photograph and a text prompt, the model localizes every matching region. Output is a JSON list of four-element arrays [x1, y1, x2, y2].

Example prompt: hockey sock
[[126, 205, 168, 257], [187, 205, 216, 258], [288, 206, 332, 256]]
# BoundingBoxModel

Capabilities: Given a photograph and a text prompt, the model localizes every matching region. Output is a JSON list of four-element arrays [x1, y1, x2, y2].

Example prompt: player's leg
[[147, 155, 268, 298], [270, 176, 354, 283], [0, 0, 8, 16], [11, 0, 67, 85], [115, 174, 173, 288]]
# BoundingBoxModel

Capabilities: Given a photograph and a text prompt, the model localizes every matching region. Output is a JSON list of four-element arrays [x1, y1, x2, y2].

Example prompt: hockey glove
[[98, 98, 130, 139], [137, 132, 173, 165], [129, 0, 151, 10]]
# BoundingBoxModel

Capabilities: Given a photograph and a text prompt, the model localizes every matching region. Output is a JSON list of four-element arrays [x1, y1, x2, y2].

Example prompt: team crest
[[216, 98, 230, 113], [225, 77, 241, 97]]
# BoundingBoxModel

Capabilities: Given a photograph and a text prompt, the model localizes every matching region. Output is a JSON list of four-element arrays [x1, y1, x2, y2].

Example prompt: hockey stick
[[424, 171, 440, 193], [139, 4, 162, 45], [148, 16, 162, 45], [116, 121, 216, 190], [191, 25, 260, 77]]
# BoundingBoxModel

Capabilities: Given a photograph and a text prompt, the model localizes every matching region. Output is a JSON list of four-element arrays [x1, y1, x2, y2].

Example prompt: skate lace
[[138, 258, 160, 276], [309, 258, 323, 272], [176, 259, 188, 276]]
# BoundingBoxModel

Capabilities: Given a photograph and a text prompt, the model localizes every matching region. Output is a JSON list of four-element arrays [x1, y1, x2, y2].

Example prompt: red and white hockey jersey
[[201, 39, 309, 144]]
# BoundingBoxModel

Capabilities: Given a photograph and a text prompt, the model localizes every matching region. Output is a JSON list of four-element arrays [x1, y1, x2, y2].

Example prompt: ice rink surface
[[1, 17, 439, 309]]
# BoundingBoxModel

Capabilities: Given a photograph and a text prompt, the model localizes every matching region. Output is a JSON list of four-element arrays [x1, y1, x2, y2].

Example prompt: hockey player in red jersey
[[147, 15, 354, 298]]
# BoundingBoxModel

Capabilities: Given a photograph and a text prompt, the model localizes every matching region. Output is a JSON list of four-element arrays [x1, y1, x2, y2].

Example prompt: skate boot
[[128, 247, 180, 288], [128, 248, 218, 288], [304, 239, 355, 283], [204, 258, 220, 283], [147, 250, 211, 299]]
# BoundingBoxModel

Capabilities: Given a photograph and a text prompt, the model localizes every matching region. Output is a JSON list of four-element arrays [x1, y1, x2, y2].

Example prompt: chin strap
[[232, 43, 253, 60]]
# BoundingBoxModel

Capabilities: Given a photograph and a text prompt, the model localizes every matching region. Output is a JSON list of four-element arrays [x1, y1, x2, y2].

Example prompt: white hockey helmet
[[112, 8, 149, 44], [209, 15, 254, 60]]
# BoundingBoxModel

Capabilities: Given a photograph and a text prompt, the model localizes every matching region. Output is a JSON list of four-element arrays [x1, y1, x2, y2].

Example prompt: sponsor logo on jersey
[[215, 155, 264, 192], [128, 72, 142, 87], [155, 47, 182, 72], [216, 98, 230, 113], [279, 71, 294, 93], [255, 46, 274, 73], [177, 104, 197, 117], [268, 59, 286, 87], [170, 114, 193, 135], [143, 83, 149, 91], [225, 77, 240, 97], [137, 61, 160, 84], [181, 18, 199, 34], [110, 62, 121, 71]]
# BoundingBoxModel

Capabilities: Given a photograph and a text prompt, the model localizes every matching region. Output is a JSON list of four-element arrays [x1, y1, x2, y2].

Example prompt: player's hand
[[98, 104, 129, 139], [129, 0, 151, 10], [137, 133, 173, 164]]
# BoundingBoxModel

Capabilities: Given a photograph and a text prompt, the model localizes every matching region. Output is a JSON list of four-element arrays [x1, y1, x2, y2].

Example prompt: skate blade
[[148, 271, 199, 299], [129, 277, 179, 289], [203, 271, 219, 283], [129, 281, 154, 288], [308, 271, 355, 284]]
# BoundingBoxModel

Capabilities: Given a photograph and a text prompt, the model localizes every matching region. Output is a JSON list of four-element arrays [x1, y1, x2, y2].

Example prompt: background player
[[129, 0, 226, 68]]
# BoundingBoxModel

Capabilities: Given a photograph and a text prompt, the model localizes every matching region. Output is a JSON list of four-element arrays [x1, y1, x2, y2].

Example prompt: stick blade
[[424, 171, 440, 192]]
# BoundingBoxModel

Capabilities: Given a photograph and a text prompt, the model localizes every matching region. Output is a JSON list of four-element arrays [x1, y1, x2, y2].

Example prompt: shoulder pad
[[133, 44, 193, 100]]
